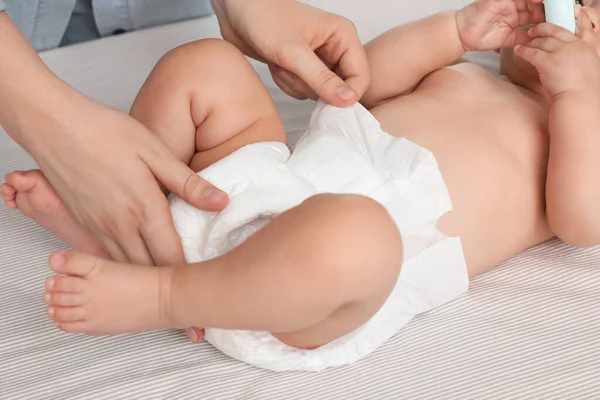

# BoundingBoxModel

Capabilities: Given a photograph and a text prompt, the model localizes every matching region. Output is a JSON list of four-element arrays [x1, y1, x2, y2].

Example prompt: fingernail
[[46, 278, 55, 290], [203, 187, 227, 205], [186, 327, 199, 342], [335, 86, 356, 101], [48, 307, 55, 316], [43, 292, 51, 302]]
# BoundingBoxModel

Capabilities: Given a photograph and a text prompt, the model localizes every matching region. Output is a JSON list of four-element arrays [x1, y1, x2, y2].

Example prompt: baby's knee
[[305, 193, 398, 234], [302, 194, 404, 297], [158, 38, 249, 77]]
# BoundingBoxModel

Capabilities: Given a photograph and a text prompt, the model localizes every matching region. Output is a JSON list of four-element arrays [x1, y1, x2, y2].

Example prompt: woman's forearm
[[0, 12, 72, 150]]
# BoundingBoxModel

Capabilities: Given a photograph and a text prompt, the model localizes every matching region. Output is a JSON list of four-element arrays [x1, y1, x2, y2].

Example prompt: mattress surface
[[1, 2, 600, 398]]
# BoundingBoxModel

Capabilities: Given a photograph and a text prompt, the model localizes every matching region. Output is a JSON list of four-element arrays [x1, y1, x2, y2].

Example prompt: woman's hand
[[456, 0, 546, 52], [26, 95, 229, 266], [0, 14, 228, 267], [211, 0, 370, 105]]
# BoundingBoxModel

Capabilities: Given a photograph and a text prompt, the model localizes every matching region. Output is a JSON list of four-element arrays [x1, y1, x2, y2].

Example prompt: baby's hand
[[457, 0, 545, 52], [515, 7, 600, 97]]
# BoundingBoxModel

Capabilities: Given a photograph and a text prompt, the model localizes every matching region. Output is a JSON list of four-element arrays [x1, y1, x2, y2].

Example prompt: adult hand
[[0, 13, 228, 266], [211, 0, 370, 105], [27, 95, 229, 266]]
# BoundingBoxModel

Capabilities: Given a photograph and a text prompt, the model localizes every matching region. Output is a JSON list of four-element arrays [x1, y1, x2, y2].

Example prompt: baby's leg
[[2, 39, 286, 258], [130, 38, 287, 173], [44, 194, 403, 350]]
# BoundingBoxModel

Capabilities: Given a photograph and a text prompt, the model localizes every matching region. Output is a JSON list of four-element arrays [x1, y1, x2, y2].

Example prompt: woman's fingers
[[275, 42, 358, 106], [269, 64, 314, 100]]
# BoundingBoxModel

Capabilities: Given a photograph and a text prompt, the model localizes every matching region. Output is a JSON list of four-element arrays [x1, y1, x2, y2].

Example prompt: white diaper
[[169, 100, 469, 372]]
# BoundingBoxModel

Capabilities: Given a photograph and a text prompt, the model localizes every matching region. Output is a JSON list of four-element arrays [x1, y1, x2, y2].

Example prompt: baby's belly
[[371, 97, 553, 276]]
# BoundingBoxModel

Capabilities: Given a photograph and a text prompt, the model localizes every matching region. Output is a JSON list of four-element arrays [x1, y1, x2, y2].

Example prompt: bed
[[1, 1, 599, 398]]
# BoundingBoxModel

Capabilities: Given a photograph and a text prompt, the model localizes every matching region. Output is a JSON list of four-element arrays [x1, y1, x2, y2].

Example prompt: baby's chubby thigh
[[130, 38, 287, 173], [168, 101, 409, 368], [269, 193, 405, 351], [170, 143, 404, 352]]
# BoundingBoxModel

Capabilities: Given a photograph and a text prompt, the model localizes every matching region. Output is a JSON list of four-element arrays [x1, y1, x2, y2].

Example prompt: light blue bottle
[[545, 0, 577, 34]]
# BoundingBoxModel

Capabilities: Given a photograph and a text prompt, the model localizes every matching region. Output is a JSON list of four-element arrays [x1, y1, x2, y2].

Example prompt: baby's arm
[[546, 92, 600, 247], [362, 0, 545, 108], [516, 15, 600, 247], [361, 12, 465, 108]]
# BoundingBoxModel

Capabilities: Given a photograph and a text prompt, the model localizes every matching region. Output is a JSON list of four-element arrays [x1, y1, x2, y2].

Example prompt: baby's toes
[[48, 306, 86, 323], [44, 291, 83, 307], [1, 183, 16, 198], [50, 251, 101, 278], [5, 171, 37, 193], [55, 321, 90, 334], [46, 275, 85, 293], [1, 184, 17, 209]]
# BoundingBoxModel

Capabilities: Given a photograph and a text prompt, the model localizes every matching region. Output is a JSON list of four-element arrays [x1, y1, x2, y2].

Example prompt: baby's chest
[[375, 65, 550, 187], [418, 63, 510, 102], [415, 64, 546, 133]]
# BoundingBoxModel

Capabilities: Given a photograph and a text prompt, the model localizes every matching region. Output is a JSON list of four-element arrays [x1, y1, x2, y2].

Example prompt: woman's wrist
[[0, 12, 75, 151]]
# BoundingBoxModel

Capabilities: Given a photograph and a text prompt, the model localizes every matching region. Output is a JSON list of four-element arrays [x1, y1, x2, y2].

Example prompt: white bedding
[[1, 1, 599, 398]]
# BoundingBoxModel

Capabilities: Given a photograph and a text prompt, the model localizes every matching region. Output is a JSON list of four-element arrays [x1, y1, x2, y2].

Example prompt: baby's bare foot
[[44, 251, 178, 335], [1, 171, 108, 257]]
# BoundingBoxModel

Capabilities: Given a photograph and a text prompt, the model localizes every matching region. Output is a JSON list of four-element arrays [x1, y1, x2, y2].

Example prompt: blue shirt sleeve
[[94, 0, 213, 37]]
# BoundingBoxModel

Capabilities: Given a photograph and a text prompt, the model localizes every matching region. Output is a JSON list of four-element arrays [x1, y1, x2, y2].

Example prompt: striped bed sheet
[[1, 12, 600, 400], [2, 178, 599, 399]]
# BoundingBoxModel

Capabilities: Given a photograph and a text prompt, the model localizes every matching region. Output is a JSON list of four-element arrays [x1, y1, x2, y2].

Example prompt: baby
[[2, 0, 600, 371]]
